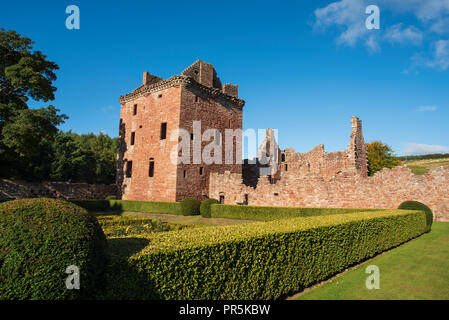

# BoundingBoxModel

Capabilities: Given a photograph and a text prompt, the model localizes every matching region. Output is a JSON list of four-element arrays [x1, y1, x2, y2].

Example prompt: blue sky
[[1, 0, 449, 156]]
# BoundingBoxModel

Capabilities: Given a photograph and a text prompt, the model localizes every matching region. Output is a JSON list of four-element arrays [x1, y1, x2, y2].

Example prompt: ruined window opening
[[183, 170, 187, 179], [281, 154, 285, 162], [158, 94, 162, 98], [285, 164, 288, 171], [133, 104, 137, 116], [126, 161, 133, 178], [194, 70, 199, 75], [219, 195, 224, 204], [160, 122, 167, 140], [274, 193, 279, 196], [130, 132, 135, 146], [200, 167, 203, 175], [190, 133, 194, 141], [149, 158, 155, 177], [244, 194, 248, 203], [195, 96, 199, 103]]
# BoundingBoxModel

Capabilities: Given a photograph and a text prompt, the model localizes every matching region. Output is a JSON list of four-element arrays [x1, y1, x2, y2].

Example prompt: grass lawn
[[405, 159, 449, 175], [293, 222, 449, 300]]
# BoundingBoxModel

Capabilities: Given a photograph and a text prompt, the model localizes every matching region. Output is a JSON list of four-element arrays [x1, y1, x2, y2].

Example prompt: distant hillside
[[398, 153, 449, 162], [399, 154, 449, 175]]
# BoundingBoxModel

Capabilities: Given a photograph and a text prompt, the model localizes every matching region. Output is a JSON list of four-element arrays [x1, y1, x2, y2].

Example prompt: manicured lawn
[[294, 222, 449, 300], [405, 159, 449, 175]]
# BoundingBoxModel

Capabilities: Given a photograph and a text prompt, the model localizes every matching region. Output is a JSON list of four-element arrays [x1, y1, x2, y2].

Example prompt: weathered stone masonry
[[118, 60, 449, 221], [209, 118, 449, 222]]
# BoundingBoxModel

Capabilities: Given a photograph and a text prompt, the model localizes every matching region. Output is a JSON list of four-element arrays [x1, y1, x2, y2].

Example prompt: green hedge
[[200, 199, 220, 218], [68, 199, 181, 215], [180, 198, 201, 216], [109, 200, 181, 215], [69, 200, 110, 212], [398, 201, 433, 232], [210, 204, 383, 221], [100, 209, 426, 299], [0, 198, 107, 300]]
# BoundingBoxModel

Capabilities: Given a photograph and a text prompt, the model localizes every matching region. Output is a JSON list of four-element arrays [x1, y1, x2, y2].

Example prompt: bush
[[69, 200, 110, 212], [200, 198, 220, 218], [105, 195, 117, 200], [180, 198, 201, 216], [398, 201, 433, 232], [210, 204, 383, 221], [109, 200, 181, 215], [102, 209, 426, 299], [0, 198, 107, 300]]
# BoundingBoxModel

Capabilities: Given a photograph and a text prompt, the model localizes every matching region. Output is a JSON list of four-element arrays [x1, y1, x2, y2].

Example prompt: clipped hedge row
[[100, 209, 427, 300], [210, 204, 383, 221], [0, 198, 107, 300], [398, 201, 433, 232], [68, 199, 181, 215]]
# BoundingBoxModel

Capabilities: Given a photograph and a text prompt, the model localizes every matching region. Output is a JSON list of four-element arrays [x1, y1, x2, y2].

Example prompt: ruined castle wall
[[209, 166, 449, 222], [0, 179, 117, 200], [175, 84, 243, 201]]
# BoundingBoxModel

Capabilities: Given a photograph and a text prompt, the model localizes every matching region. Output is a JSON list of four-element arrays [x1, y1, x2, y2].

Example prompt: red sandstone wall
[[119, 86, 181, 201], [209, 166, 449, 222], [0, 179, 117, 200], [175, 84, 243, 201]]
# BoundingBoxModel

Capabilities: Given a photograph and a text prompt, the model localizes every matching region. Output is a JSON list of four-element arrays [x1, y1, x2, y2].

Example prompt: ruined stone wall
[[209, 166, 449, 222], [0, 179, 117, 200]]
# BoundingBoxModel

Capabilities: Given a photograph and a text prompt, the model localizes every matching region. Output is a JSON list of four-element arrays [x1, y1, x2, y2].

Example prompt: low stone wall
[[0, 179, 117, 200], [209, 166, 449, 222]]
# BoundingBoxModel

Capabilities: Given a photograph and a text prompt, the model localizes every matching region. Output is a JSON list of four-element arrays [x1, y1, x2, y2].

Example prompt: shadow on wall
[[116, 120, 127, 200]]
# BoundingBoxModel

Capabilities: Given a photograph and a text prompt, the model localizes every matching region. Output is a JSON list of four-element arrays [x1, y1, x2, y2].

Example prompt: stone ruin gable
[[348, 116, 368, 177], [209, 165, 449, 222]]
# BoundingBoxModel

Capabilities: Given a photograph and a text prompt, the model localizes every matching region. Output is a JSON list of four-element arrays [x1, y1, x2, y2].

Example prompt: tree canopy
[[366, 141, 402, 176], [0, 29, 117, 184]]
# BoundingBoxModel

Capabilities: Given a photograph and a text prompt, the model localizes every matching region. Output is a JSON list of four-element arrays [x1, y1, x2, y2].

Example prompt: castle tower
[[117, 60, 245, 201]]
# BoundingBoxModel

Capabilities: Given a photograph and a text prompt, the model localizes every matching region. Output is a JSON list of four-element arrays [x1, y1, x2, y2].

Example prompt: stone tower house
[[117, 60, 245, 201]]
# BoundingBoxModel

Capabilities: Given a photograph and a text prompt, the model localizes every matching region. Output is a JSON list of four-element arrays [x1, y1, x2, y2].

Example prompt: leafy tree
[[366, 141, 402, 176], [0, 28, 67, 179]]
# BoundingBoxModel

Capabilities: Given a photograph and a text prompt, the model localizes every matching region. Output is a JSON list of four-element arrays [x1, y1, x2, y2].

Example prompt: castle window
[[219, 195, 224, 204], [200, 167, 203, 175], [285, 164, 288, 171], [195, 96, 199, 103], [281, 154, 286, 162], [126, 161, 133, 178], [274, 193, 279, 196], [160, 122, 167, 140], [149, 158, 154, 177], [133, 104, 137, 115], [158, 94, 162, 98], [183, 170, 187, 179], [244, 194, 248, 203], [194, 70, 199, 75], [190, 133, 194, 141], [130, 132, 135, 146]]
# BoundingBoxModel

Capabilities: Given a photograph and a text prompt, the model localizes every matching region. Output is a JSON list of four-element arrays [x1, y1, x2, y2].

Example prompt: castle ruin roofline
[[119, 74, 245, 108]]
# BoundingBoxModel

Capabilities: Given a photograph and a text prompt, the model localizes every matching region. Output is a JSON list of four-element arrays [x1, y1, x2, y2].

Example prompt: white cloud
[[428, 39, 449, 70], [404, 143, 449, 155], [313, 0, 374, 48], [385, 23, 423, 45], [415, 105, 437, 112]]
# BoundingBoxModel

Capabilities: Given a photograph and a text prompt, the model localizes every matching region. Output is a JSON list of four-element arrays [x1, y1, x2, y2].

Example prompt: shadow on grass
[[96, 237, 162, 300]]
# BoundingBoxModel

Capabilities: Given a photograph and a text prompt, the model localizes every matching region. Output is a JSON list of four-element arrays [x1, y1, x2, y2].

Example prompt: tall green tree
[[0, 28, 67, 179], [366, 141, 402, 176]]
